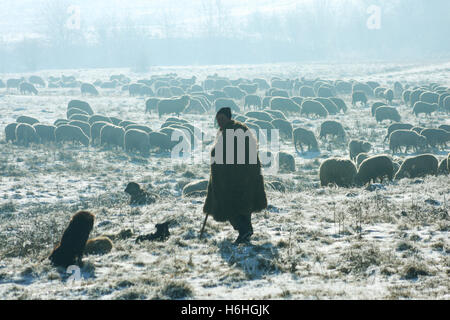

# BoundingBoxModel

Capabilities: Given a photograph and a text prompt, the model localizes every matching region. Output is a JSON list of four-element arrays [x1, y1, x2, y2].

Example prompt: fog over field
[[0, 1, 449, 301]]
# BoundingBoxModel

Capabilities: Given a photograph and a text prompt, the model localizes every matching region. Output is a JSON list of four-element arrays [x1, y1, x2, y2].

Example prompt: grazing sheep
[[411, 126, 425, 134], [69, 114, 89, 122], [90, 121, 109, 145], [81, 83, 99, 96], [420, 128, 450, 149], [54, 119, 69, 127], [182, 179, 209, 197], [438, 93, 450, 110], [239, 83, 258, 94], [384, 89, 394, 104], [265, 110, 287, 120], [124, 182, 158, 205], [371, 102, 387, 116], [170, 86, 184, 96], [301, 100, 328, 118], [270, 97, 301, 114], [444, 96, 450, 113], [244, 95, 262, 110], [437, 157, 448, 175], [319, 158, 357, 187], [16, 115, 39, 125], [84, 237, 113, 255], [403, 90, 411, 104], [314, 98, 338, 115], [395, 154, 438, 180], [140, 85, 154, 96], [68, 100, 94, 115], [128, 83, 143, 96], [352, 91, 368, 106], [214, 98, 240, 113], [33, 124, 56, 143], [48, 211, 95, 268], [15, 123, 39, 146], [329, 97, 347, 113], [100, 124, 125, 148], [271, 119, 293, 139], [412, 102, 438, 116], [278, 152, 295, 172], [409, 89, 425, 108], [19, 82, 38, 95], [353, 83, 374, 97], [124, 129, 150, 155], [148, 131, 175, 152], [109, 117, 123, 126], [420, 91, 439, 104], [356, 153, 369, 168], [87, 115, 111, 126], [270, 89, 289, 98], [375, 87, 387, 98], [355, 155, 394, 185], [157, 95, 190, 118], [67, 108, 88, 119], [349, 140, 372, 161], [29, 75, 46, 87], [375, 106, 401, 123], [319, 120, 346, 140], [245, 111, 273, 122], [335, 80, 352, 94], [389, 130, 426, 153], [69, 120, 91, 138], [125, 124, 152, 134], [272, 79, 292, 91], [253, 78, 270, 90], [299, 86, 315, 97], [438, 124, 450, 132], [223, 86, 246, 100], [291, 96, 304, 106], [317, 86, 335, 98], [5, 123, 18, 142], [6, 78, 24, 90], [55, 125, 89, 147], [293, 127, 319, 153], [184, 98, 206, 114], [383, 123, 413, 142]]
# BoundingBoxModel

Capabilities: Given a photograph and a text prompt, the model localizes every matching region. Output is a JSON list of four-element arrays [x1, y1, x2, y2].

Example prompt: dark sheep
[[19, 82, 38, 95], [356, 153, 369, 168], [389, 130, 426, 153], [299, 86, 315, 97], [383, 123, 413, 142], [100, 124, 125, 148], [271, 119, 293, 139], [412, 102, 438, 116], [319, 158, 357, 187], [355, 155, 394, 185], [214, 98, 240, 113], [244, 95, 262, 110], [262, 96, 272, 109], [395, 154, 438, 180], [33, 124, 56, 143], [16, 115, 39, 125], [68, 100, 94, 115], [420, 128, 450, 149], [270, 97, 301, 114], [124, 129, 150, 155], [319, 120, 346, 140], [385, 89, 394, 103], [349, 140, 372, 161], [371, 102, 387, 116], [81, 83, 99, 96], [29, 75, 46, 87], [278, 152, 295, 172], [375, 106, 401, 123], [329, 97, 347, 113], [48, 211, 95, 268], [55, 125, 89, 147], [5, 123, 18, 142], [293, 127, 319, 153], [245, 111, 273, 122], [124, 182, 158, 205], [182, 179, 209, 197], [128, 83, 143, 96], [84, 237, 113, 255], [352, 91, 368, 106], [301, 100, 328, 118], [15, 123, 39, 146], [145, 98, 160, 113]]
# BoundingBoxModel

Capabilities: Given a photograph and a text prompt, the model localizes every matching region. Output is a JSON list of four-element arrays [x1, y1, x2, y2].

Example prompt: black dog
[[135, 221, 170, 243], [124, 182, 158, 205]]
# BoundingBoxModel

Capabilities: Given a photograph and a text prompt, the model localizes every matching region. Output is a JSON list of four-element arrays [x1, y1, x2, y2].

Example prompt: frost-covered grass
[[0, 61, 449, 299]]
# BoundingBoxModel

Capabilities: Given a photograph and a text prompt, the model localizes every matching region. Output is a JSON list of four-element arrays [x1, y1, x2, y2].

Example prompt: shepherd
[[202, 107, 267, 244]]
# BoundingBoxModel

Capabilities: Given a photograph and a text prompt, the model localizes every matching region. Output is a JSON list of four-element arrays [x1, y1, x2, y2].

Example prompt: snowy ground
[[0, 61, 449, 299]]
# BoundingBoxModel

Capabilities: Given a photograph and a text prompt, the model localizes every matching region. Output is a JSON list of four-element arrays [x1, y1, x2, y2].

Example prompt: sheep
[[412, 102, 438, 116], [437, 157, 448, 175], [90, 121, 109, 145], [419, 128, 450, 149], [403, 90, 411, 104], [319, 120, 346, 140], [262, 96, 272, 109], [375, 106, 401, 123], [182, 179, 209, 197], [355, 155, 394, 185], [184, 98, 206, 114], [68, 100, 94, 115], [157, 95, 190, 118], [383, 123, 413, 142], [411, 126, 425, 134], [28, 75, 45, 87], [67, 108, 88, 119], [16, 115, 39, 125], [125, 124, 152, 134], [128, 83, 143, 96], [366, 81, 380, 90], [15, 123, 39, 146], [352, 91, 368, 106], [270, 97, 301, 114], [329, 97, 347, 113], [84, 237, 113, 255], [269, 89, 289, 98], [19, 82, 38, 95], [438, 93, 450, 110], [420, 91, 439, 104], [189, 84, 203, 93], [271, 119, 293, 139], [54, 119, 69, 127], [124, 129, 150, 155], [299, 86, 315, 97], [374, 87, 387, 98], [109, 117, 123, 126], [81, 83, 99, 96], [245, 111, 273, 122], [6, 77, 24, 90], [278, 152, 295, 172], [211, 90, 227, 100], [352, 82, 374, 97], [55, 125, 90, 147], [409, 89, 425, 107], [389, 130, 426, 153], [214, 98, 240, 113], [439, 124, 450, 132], [319, 158, 357, 187], [69, 120, 91, 138], [140, 85, 154, 96], [5, 123, 18, 142], [371, 102, 387, 116], [253, 78, 270, 90], [317, 85, 335, 98], [48, 211, 95, 268], [334, 80, 352, 94], [239, 83, 258, 94], [156, 86, 173, 98], [356, 153, 369, 168], [395, 154, 438, 180], [314, 98, 338, 115], [244, 95, 262, 110], [265, 110, 287, 120], [291, 96, 303, 106], [118, 120, 136, 129], [384, 89, 394, 104], [394, 81, 403, 98], [349, 140, 372, 161], [33, 124, 56, 143], [301, 100, 328, 118], [444, 96, 450, 113], [223, 86, 246, 100], [148, 131, 175, 152], [293, 127, 319, 153], [272, 79, 293, 91], [87, 115, 111, 126], [100, 124, 125, 148]]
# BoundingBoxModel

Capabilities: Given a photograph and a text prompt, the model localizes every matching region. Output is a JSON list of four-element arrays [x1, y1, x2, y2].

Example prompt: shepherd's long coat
[[203, 120, 267, 222]]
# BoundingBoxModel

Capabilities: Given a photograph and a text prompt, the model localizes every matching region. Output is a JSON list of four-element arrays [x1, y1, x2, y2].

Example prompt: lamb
[[352, 91, 368, 106], [55, 125, 90, 147], [383, 123, 413, 142], [293, 127, 319, 153], [419, 128, 450, 149], [48, 211, 94, 268], [355, 155, 394, 185], [17, 115, 39, 125], [319, 158, 357, 187], [349, 140, 372, 161], [395, 154, 438, 180], [412, 102, 438, 116], [375, 106, 401, 123], [244, 95, 262, 110], [100, 124, 125, 148], [33, 124, 56, 143], [124, 129, 150, 155], [278, 152, 295, 172], [68, 100, 94, 115], [19, 82, 38, 95], [5, 123, 18, 142], [301, 100, 328, 118], [389, 130, 426, 153], [15, 123, 39, 146], [319, 120, 346, 140], [182, 179, 209, 197], [270, 97, 301, 114], [271, 119, 293, 139], [84, 237, 113, 255], [124, 182, 158, 205], [81, 83, 99, 96]]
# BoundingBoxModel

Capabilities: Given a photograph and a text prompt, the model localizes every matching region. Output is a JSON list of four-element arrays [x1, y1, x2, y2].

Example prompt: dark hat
[[216, 107, 232, 119]]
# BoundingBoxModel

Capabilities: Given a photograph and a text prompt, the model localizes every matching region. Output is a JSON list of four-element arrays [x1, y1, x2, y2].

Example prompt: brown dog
[[49, 211, 95, 268], [124, 182, 158, 205]]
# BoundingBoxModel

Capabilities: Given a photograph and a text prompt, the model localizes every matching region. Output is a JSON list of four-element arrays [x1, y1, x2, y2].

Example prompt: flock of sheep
[[2, 72, 450, 192]]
